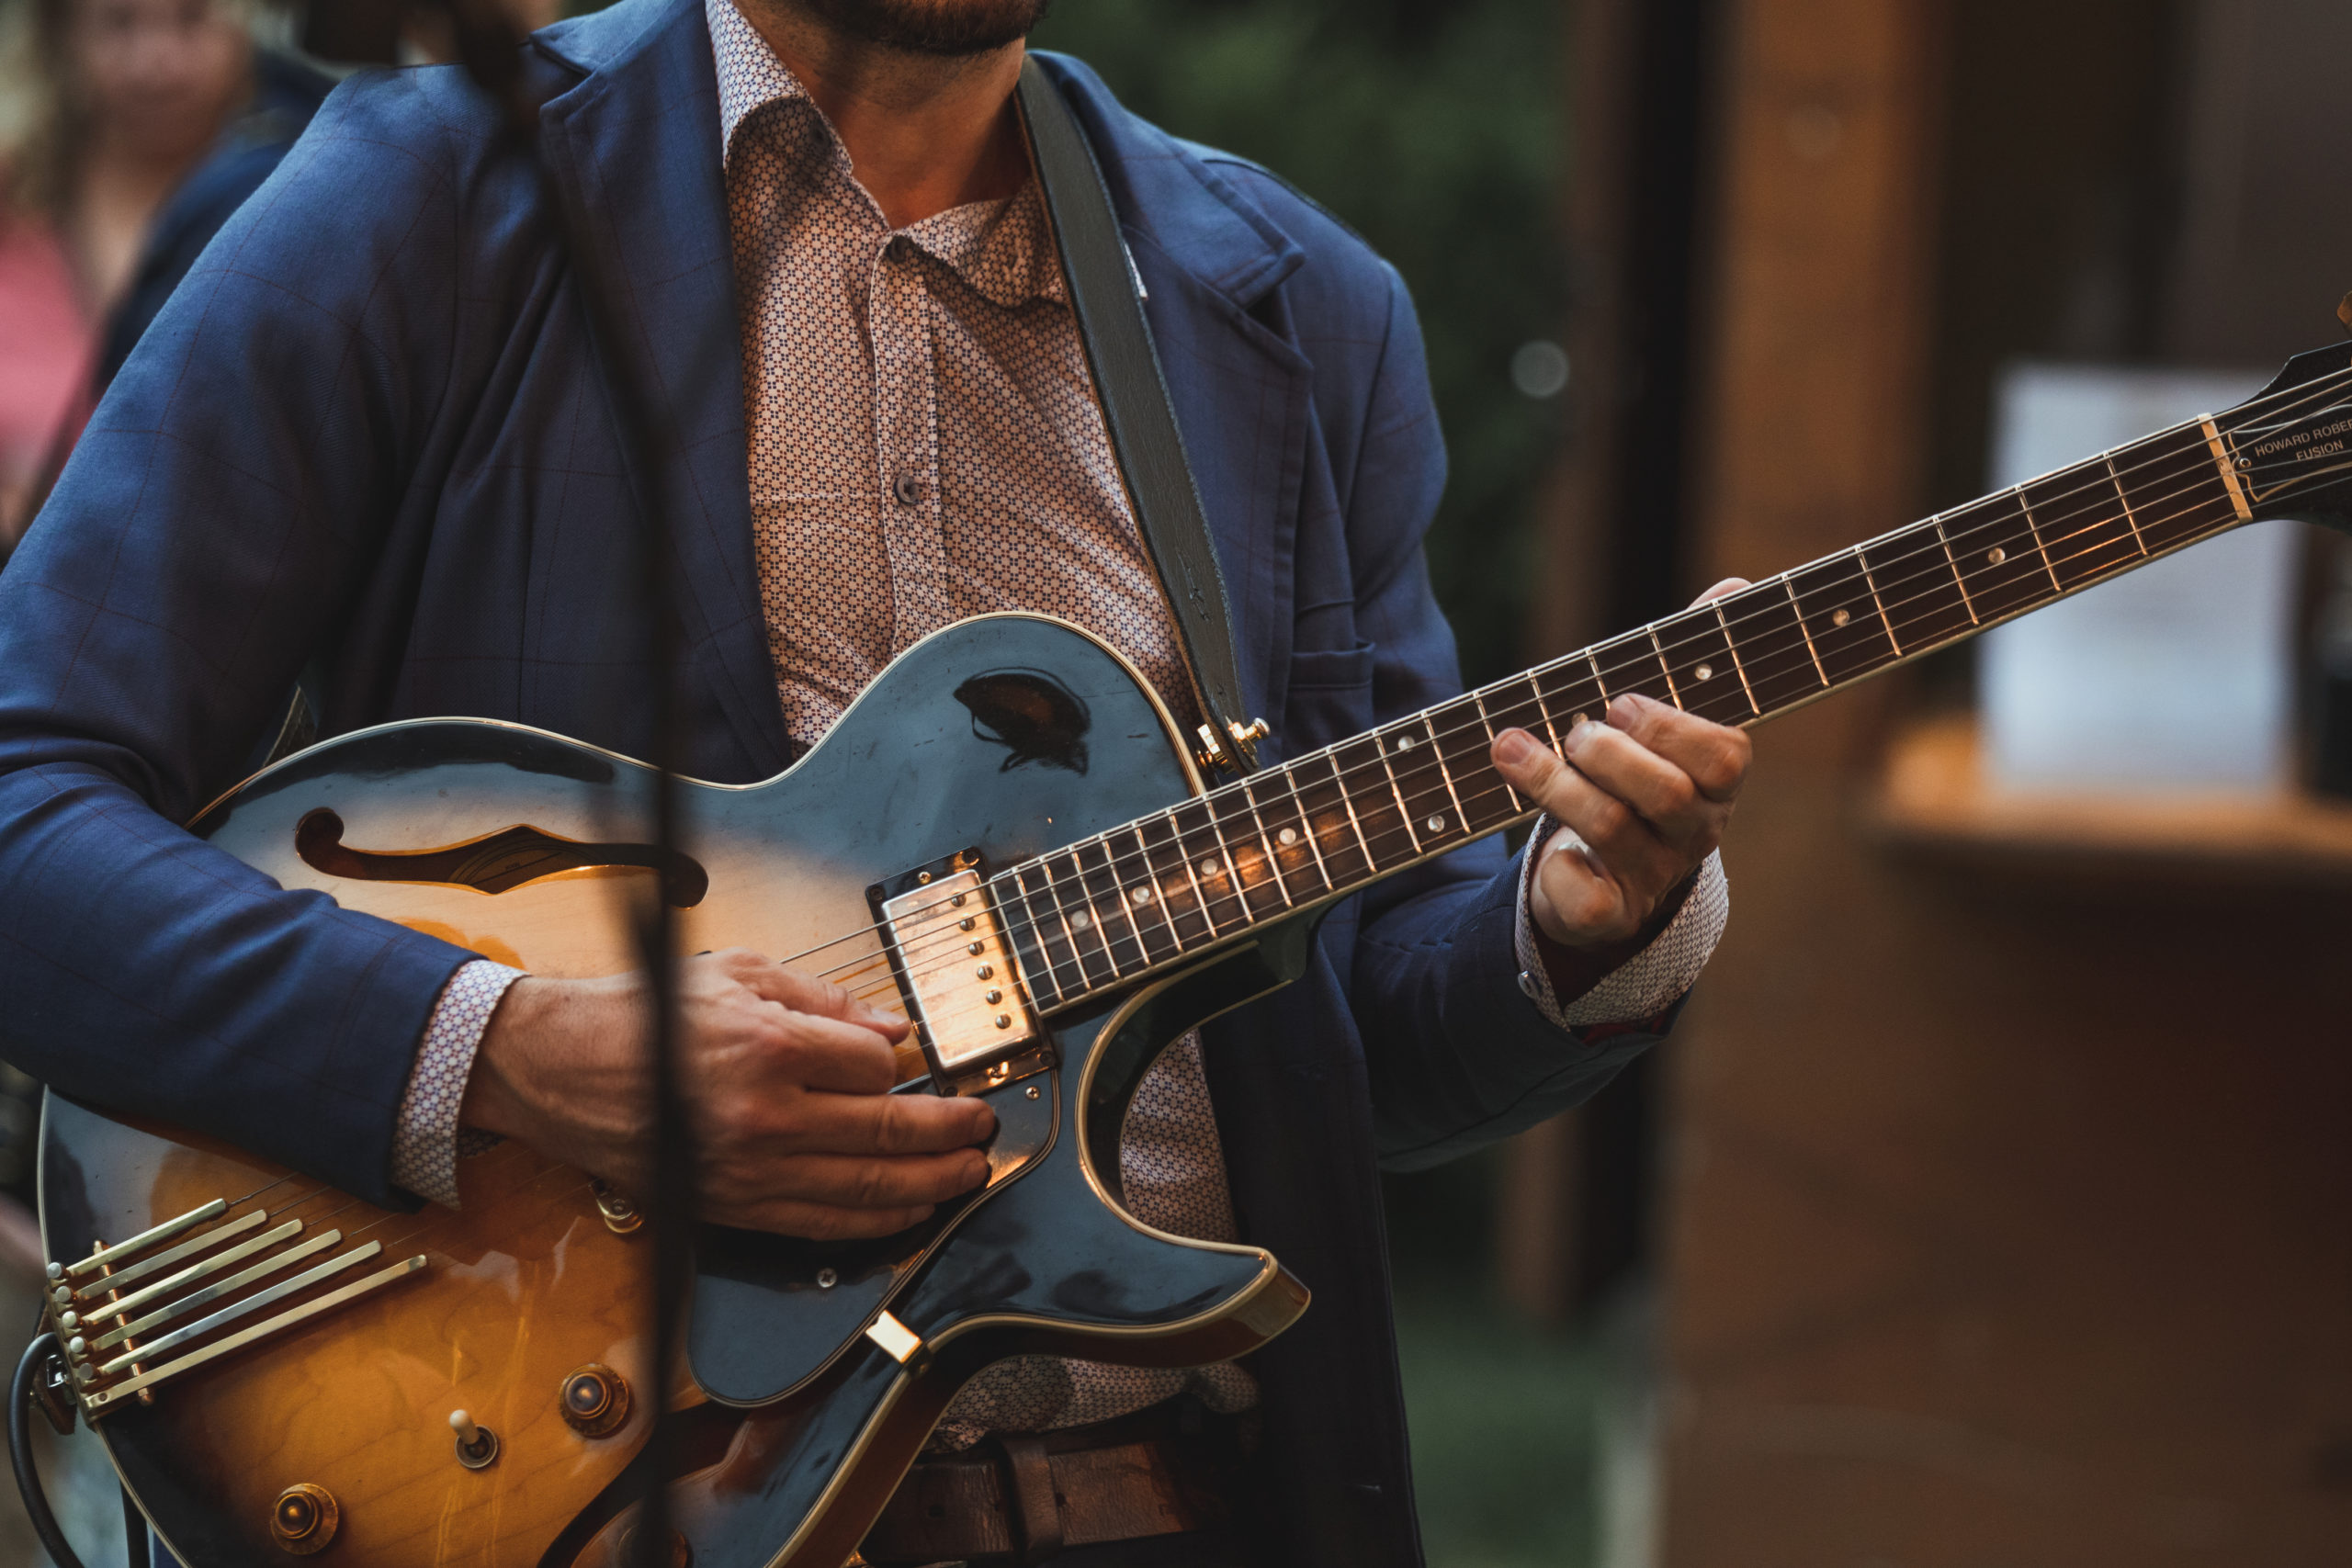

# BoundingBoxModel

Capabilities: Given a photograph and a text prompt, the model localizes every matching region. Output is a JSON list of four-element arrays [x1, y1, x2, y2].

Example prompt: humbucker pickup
[[877, 866, 1038, 1083]]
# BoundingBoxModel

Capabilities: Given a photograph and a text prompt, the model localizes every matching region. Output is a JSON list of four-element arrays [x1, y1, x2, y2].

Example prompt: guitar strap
[[1016, 58, 1267, 777]]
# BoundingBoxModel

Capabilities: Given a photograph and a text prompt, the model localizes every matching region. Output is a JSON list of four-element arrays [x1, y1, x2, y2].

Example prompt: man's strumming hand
[[1491, 579, 1754, 961], [460, 949, 994, 1239]]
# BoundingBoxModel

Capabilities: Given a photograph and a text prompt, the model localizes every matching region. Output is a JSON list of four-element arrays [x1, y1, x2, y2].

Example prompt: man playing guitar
[[0, 0, 1750, 1561]]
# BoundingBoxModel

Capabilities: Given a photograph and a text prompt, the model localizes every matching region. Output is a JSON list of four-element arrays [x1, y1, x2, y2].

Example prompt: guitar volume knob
[[270, 1483, 339, 1555], [560, 1363, 631, 1438]]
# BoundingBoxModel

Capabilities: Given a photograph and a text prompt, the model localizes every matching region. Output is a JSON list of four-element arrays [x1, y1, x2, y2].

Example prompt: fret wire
[[1374, 732, 1424, 855], [1587, 650, 1610, 701], [1200, 801, 1249, 917], [1534, 673, 1566, 751], [1929, 516, 1979, 624], [1853, 548, 1901, 656], [1043, 853, 1113, 985], [1781, 574, 1829, 686], [1021, 864, 1084, 997], [1281, 764, 1336, 887], [1170, 808, 1221, 939], [1326, 750, 1376, 868], [1420, 713, 1472, 833], [1711, 600, 1759, 716], [2103, 452, 2150, 556], [1076, 837, 1144, 975], [1101, 835, 1152, 960], [1237, 783, 1297, 908], [1470, 692, 1522, 812], [1065, 848, 1125, 978], [1645, 627, 1682, 707], [2016, 491, 2064, 593], [1020, 884, 1065, 1009], [1130, 825, 1183, 954], [1000, 879, 1063, 1010]]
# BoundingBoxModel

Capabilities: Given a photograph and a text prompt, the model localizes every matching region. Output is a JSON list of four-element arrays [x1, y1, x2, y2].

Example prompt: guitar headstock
[[2214, 340, 2352, 532]]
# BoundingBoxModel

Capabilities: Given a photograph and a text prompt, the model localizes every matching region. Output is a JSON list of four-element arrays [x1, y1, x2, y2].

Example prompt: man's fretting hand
[[460, 949, 994, 1239], [1491, 579, 1754, 954]]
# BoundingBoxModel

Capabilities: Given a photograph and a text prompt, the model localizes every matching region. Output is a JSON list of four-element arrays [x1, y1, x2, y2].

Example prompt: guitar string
[[807, 375, 2350, 990], [852, 456, 2258, 1004], [631, 367, 2352, 1008], [844, 468, 2263, 1017], [745, 366, 2352, 980], [854, 446, 2304, 1005]]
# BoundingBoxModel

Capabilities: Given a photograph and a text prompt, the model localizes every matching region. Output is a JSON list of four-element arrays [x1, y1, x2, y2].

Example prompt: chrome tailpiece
[[45, 1198, 425, 1418]]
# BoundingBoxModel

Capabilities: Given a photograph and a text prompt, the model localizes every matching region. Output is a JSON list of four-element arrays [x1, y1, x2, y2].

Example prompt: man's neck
[[735, 0, 1029, 229]]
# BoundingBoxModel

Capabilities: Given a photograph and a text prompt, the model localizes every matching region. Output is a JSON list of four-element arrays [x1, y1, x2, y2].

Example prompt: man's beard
[[789, 0, 1052, 56]]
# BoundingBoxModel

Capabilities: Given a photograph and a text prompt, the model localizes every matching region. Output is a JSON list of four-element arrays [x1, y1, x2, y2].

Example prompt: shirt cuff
[[391, 959, 524, 1209], [1512, 818, 1729, 1029]]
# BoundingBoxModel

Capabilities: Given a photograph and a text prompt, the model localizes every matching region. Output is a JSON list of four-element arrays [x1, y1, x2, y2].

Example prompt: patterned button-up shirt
[[392, 0, 1728, 1447]]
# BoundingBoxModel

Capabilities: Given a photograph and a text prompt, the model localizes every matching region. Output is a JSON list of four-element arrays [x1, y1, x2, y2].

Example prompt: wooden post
[[1660, 0, 2352, 1562]]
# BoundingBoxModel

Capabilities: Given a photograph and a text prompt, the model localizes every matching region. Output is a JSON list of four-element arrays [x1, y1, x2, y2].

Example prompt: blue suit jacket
[[0, 2, 1668, 1556]]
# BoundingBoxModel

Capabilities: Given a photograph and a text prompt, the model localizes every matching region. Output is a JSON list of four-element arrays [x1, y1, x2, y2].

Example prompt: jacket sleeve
[[0, 73, 479, 1206], [1337, 266, 1679, 1172]]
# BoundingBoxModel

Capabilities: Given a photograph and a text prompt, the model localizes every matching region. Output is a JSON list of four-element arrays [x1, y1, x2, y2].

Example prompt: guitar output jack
[[270, 1484, 339, 1555], [560, 1363, 631, 1438]]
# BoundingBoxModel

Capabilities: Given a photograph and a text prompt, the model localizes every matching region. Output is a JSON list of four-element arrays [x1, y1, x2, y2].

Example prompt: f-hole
[[294, 809, 708, 906]]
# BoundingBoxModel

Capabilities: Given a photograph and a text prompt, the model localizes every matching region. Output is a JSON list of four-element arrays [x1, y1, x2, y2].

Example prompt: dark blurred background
[[7, 0, 2352, 1563]]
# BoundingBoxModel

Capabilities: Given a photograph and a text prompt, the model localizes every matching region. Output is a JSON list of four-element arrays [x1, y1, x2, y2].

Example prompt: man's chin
[[791, 0, 1052, 56]]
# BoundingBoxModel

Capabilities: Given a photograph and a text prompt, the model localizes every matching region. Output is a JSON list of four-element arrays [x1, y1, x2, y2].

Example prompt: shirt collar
[[707, 0, 805, 163], [703, 0, 1065, 309]]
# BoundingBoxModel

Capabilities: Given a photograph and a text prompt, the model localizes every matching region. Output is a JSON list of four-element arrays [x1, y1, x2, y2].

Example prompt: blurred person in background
[[0, 0, 330, 558]]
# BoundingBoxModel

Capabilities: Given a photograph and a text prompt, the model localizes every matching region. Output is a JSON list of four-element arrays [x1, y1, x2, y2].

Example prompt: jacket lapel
[[536, 0, 792, 777]]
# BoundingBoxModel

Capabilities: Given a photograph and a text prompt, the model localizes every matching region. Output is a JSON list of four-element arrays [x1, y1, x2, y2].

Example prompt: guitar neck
[[991, 414, 2254, 1014]]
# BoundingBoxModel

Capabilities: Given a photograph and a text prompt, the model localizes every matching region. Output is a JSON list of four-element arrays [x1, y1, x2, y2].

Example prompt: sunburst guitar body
[[40, 614, 1312, 1567]]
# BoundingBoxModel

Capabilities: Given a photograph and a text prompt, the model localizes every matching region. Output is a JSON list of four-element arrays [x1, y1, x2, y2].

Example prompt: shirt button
[[1517, 968, 1541, 1000], [892, 473, 923, 507]]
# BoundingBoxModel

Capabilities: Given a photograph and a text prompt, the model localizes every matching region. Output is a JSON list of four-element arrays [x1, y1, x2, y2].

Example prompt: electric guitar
[[37, 341, 2352, 1566]]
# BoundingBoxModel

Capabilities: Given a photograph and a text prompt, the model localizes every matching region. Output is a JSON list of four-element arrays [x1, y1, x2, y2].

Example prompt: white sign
[[1980, 363, 2299, 795]]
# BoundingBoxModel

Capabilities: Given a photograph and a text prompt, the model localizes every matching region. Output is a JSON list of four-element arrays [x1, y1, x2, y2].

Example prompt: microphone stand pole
[[302, 6, 698, 1564]]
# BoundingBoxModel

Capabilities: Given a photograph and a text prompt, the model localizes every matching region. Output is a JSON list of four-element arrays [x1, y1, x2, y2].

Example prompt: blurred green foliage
[[1395, 1282, 1604, 1568], [1031, 0, 1567, 685]]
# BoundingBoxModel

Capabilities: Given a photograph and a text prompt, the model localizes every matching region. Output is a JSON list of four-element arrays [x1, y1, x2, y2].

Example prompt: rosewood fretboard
[[982, 408, 2268, 1015]]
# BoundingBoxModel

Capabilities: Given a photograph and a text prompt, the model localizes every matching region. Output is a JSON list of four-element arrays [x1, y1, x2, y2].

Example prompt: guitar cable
[[10, 1328, 148, 1568], [9, 1333, 80, 1568]]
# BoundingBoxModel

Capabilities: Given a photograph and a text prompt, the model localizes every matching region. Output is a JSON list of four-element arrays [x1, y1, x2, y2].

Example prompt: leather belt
[[860, 1407, 1238, 1565]]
